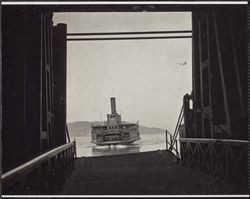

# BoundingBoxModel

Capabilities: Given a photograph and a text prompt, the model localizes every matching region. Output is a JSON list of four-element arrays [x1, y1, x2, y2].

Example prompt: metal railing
[[165, 104, 183, 159], [166, 130, 180, 159], [167, 93, 248, 186], [2, 140, 76, 195], [179, 138, 248, 185], [169, 105, 184, 151]]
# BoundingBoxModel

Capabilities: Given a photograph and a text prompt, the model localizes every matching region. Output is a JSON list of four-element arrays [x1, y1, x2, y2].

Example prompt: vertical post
[[53, 23, 67, 146], [229, 27, 245, 117], [166, 130, 168, 150], [192, 12, 202, 138], [225, 146, 229, 177], [207, 13, 214, 139], [73, 138, 77, 158], [175, 139, 178, 156], [170, 134, 173, 149], [0, 5, 2, 195], [198, 20, 205, 138], [213, 12, 231, 136]]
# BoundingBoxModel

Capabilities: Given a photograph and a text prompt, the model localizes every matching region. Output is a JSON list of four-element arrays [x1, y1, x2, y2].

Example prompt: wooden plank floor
[[58, 150, 247, 195]]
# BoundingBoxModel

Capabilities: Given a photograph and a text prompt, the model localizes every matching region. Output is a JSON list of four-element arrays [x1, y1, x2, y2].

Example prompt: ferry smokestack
[[110, 97, 117, 114]]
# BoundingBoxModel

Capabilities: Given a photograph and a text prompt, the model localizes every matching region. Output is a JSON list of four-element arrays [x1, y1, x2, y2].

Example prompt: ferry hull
[[92, 138, 140, 146]]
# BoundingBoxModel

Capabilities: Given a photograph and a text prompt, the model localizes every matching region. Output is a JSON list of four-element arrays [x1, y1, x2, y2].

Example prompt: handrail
[[170, 105, 184, 150], [171, 105, 184, 142], [2, 141, 76, 185], [166, 130, 180, 159], [66, 124, 71, 143], [179, 138, 248, 145]]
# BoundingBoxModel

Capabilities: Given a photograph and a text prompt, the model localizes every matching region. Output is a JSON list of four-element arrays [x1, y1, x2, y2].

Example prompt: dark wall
[[2, 7, 68, 172], [190, 7, 247, 140], [2, 8, 43, 172]]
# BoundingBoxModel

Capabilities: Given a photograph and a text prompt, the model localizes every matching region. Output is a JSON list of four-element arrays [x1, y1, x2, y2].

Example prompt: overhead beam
[[67, 30, 192, 36], [67, 35, 192, 41]]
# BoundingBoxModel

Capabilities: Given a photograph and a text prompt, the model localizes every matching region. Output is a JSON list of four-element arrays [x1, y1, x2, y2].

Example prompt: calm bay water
[[71, 133, 166, 157]]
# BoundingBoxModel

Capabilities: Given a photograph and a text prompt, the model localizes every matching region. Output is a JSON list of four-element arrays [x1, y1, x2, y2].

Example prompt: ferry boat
[[91, 97, 140, 146]]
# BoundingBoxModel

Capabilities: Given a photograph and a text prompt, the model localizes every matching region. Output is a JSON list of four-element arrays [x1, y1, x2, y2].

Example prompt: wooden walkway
[[58, 150, 246, 195]]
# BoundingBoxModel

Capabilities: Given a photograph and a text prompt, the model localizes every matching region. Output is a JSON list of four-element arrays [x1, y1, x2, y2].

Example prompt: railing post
[[73, 138, 77, 157], [166, 130, 168, 150], [225, 145, 229, 178], [175, 139, 178, 156]]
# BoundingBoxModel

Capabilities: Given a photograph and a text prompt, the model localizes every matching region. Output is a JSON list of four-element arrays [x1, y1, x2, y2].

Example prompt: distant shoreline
[[67, 120, 169, 137]]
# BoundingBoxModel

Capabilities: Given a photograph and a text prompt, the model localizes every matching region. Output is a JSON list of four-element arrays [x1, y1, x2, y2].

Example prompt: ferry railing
[[2, 140, 76, 195], [179, 138, 248, 185]]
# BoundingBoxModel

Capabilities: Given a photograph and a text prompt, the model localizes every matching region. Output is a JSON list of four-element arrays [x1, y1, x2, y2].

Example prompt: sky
[[53, 12, 192, 133]]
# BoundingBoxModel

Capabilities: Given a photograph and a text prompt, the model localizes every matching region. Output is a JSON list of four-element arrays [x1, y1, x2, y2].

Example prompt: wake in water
[[92, 144, 141, 156]]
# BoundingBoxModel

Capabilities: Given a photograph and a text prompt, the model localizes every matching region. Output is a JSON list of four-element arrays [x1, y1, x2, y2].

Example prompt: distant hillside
[[67, 121, 166, 137]]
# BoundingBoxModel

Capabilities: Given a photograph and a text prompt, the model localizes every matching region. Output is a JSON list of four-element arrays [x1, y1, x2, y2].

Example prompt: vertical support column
[[53, 23, 67, 146], [198, 12, 212, 138], [41, 12, 55, 150], [212, 12, 232, 137], [23, 12, 43, 156], [198, 19, 205, 138], [192, 12, 202, 138], [230, 29, 244, 117], [0, 5, 2, 195], [207, 12, 214, 138]]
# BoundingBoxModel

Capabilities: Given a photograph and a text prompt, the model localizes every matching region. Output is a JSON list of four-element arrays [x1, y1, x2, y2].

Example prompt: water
[[71, 133, 166, 157]]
